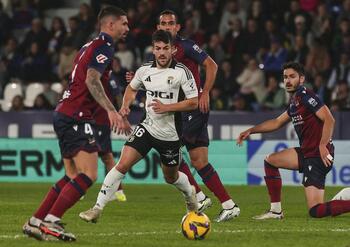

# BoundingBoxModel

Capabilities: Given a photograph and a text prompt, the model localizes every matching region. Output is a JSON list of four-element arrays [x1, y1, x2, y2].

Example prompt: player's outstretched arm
[[315, 105, 335, 167], [120, 84, 138, 117], [200, 56, 218, 113], [86, 68, 129, 133], [236, 111, 290, 146], [149, 97, 198, 114]]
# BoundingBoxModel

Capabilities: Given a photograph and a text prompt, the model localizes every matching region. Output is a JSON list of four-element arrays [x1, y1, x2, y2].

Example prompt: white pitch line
[[2, 228, 350, 239]]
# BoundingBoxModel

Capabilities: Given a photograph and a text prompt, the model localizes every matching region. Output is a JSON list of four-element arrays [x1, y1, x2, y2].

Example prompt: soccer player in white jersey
[[79, 30, 199, 223]]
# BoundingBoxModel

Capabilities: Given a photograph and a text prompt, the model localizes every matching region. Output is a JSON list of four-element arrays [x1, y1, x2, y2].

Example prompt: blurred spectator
[[181, 17, 205, 47], [247, 0, 268, 30], [109, 56, 128, 108], [313, 73, 329, 105], [21, 41, 51, 82], [262, 38, 288, 78], [0, 2, 13, 45], [261, 19, 285, 50], [200, 0, 220, 39], [337, 0, 350, 24], [10, 95, 27, 112], [261, 75, 286, 110], [65, 16, 88, 50], [31, 93, 53, 110], [204, 33, 225, 65], [219, 0, 246, 38], [241, 18, 264, 60], [75, 3, 95, 34], [48, 16, 66, 54], [287, 35, 309, 65], [287, 14, 314, 48], [20, 18, 49, 53], [42, 82, 59, 107], [237, 58, 266, 104], [312, 2, 333, 47], [284, 0, 312, 35], [115, 41, 135, 71], [305, 39, 331, 78], [222, 17, 245, 74], [327, 53, 350, 90], [12, 0, 36, 30], [332, 18, 350, 60], [331, 83, 350, 111], [299, 0, 319, 12], [210, 87, 227, 110], [215, 59, 239, 96], [0, 37, 23, 84], [228, 92, 252, 111], [57, 41, 77, 80]]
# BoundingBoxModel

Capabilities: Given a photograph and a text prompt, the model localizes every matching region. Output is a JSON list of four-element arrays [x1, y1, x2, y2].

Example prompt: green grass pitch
[[0, 183, 349, 247]]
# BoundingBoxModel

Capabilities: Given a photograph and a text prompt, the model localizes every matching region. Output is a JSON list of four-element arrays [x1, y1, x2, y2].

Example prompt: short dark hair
[[158, 9, 178, 24], [282, 62, 305, 76], [98, 6, 126, 22], [152, 30, 173, 45]]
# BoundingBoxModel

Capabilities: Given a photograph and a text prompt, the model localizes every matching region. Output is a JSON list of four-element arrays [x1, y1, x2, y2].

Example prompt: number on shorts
[[84, 123, 93, 135], [134, 126, 145, 137]]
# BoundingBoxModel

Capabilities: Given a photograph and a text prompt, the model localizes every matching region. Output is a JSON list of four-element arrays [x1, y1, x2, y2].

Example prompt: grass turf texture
[[0, 183, 349, 247]]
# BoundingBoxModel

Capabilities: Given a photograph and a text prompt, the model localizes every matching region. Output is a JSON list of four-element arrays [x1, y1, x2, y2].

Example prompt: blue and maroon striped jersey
[[287, 86, 329, 157], [56, 32, 114, 121], [173, 36, 208, 95]]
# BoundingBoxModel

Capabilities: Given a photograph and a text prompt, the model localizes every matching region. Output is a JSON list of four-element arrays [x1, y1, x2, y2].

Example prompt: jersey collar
[[151, 59, 177, 68], [99, 32, 114, 45]]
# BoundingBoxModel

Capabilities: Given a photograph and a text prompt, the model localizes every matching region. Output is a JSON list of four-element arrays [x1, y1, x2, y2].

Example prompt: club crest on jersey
[[96, 54, 108, 63], [167, 76, 174, 85]]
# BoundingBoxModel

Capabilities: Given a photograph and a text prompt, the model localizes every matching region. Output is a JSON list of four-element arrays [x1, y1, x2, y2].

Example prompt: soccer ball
[[181, 211, 211, 240]]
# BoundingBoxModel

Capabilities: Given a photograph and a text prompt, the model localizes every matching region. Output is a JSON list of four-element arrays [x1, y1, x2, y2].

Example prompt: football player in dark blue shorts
[[238, 62, 350, 219]]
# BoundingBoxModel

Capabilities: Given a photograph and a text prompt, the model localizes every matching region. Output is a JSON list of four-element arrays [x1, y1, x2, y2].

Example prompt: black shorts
[[295, 147, 334, 189], [181, 109, 209, 151], [95, 124, 112, 155], [124, 124, 182, 167], [53, 111, 100, 158]]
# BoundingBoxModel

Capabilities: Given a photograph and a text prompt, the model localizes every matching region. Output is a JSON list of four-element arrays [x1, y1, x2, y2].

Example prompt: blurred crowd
[[1, 0, 350, 112]]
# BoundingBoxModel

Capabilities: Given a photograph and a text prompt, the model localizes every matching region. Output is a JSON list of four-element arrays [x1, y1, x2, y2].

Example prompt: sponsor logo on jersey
[[96, 54, 108, 63], [308, 97, 318, 107], [147, 90, 174, 99], [145, 76, 151, 82], [192, 44, 203, 53]]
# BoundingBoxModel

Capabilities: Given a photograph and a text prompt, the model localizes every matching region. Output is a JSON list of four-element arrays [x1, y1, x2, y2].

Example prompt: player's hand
[[125, 71, 135, 84], [107, 110, 124, 133], [199, 91, 210, 113], [148, 99, 168, 114], [236, 130, 251, 146], [319, 144, 333, 167], [117, 117, 132, 136], [119, 106, 130, 117]]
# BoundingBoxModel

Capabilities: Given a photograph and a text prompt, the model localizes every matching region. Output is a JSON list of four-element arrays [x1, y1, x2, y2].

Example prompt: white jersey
[[130, 60, 198, 141]]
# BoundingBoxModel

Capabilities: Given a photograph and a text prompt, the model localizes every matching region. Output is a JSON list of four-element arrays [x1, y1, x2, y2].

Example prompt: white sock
[[172, 171, 192, 197], [44, 214, 60, 223], [270, 202, 282, 213], [94, 168, 125, 210], [222, 199, 235, 209], [196, 191, 206, 202], [29, 216, 42, 227]]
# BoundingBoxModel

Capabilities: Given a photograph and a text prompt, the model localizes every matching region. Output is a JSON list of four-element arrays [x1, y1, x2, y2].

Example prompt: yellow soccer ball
[[181, 211, 211, 240]]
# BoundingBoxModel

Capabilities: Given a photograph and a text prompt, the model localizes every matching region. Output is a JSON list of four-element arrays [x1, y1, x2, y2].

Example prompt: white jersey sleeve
[[179, 65, 198, 99], [130, 67, 145, 90]]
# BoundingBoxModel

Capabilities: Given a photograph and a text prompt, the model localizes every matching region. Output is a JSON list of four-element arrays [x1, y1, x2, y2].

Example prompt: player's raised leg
[[253, 148, 299, 220], [178, 159, 211, 211], [100, 152, 127, 202], [332, 187, 350, 200], [162, 164, 198, 212], [23, 158, 77, 241], [79, 145, 143, 223], [188, 146, 239, 222]]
